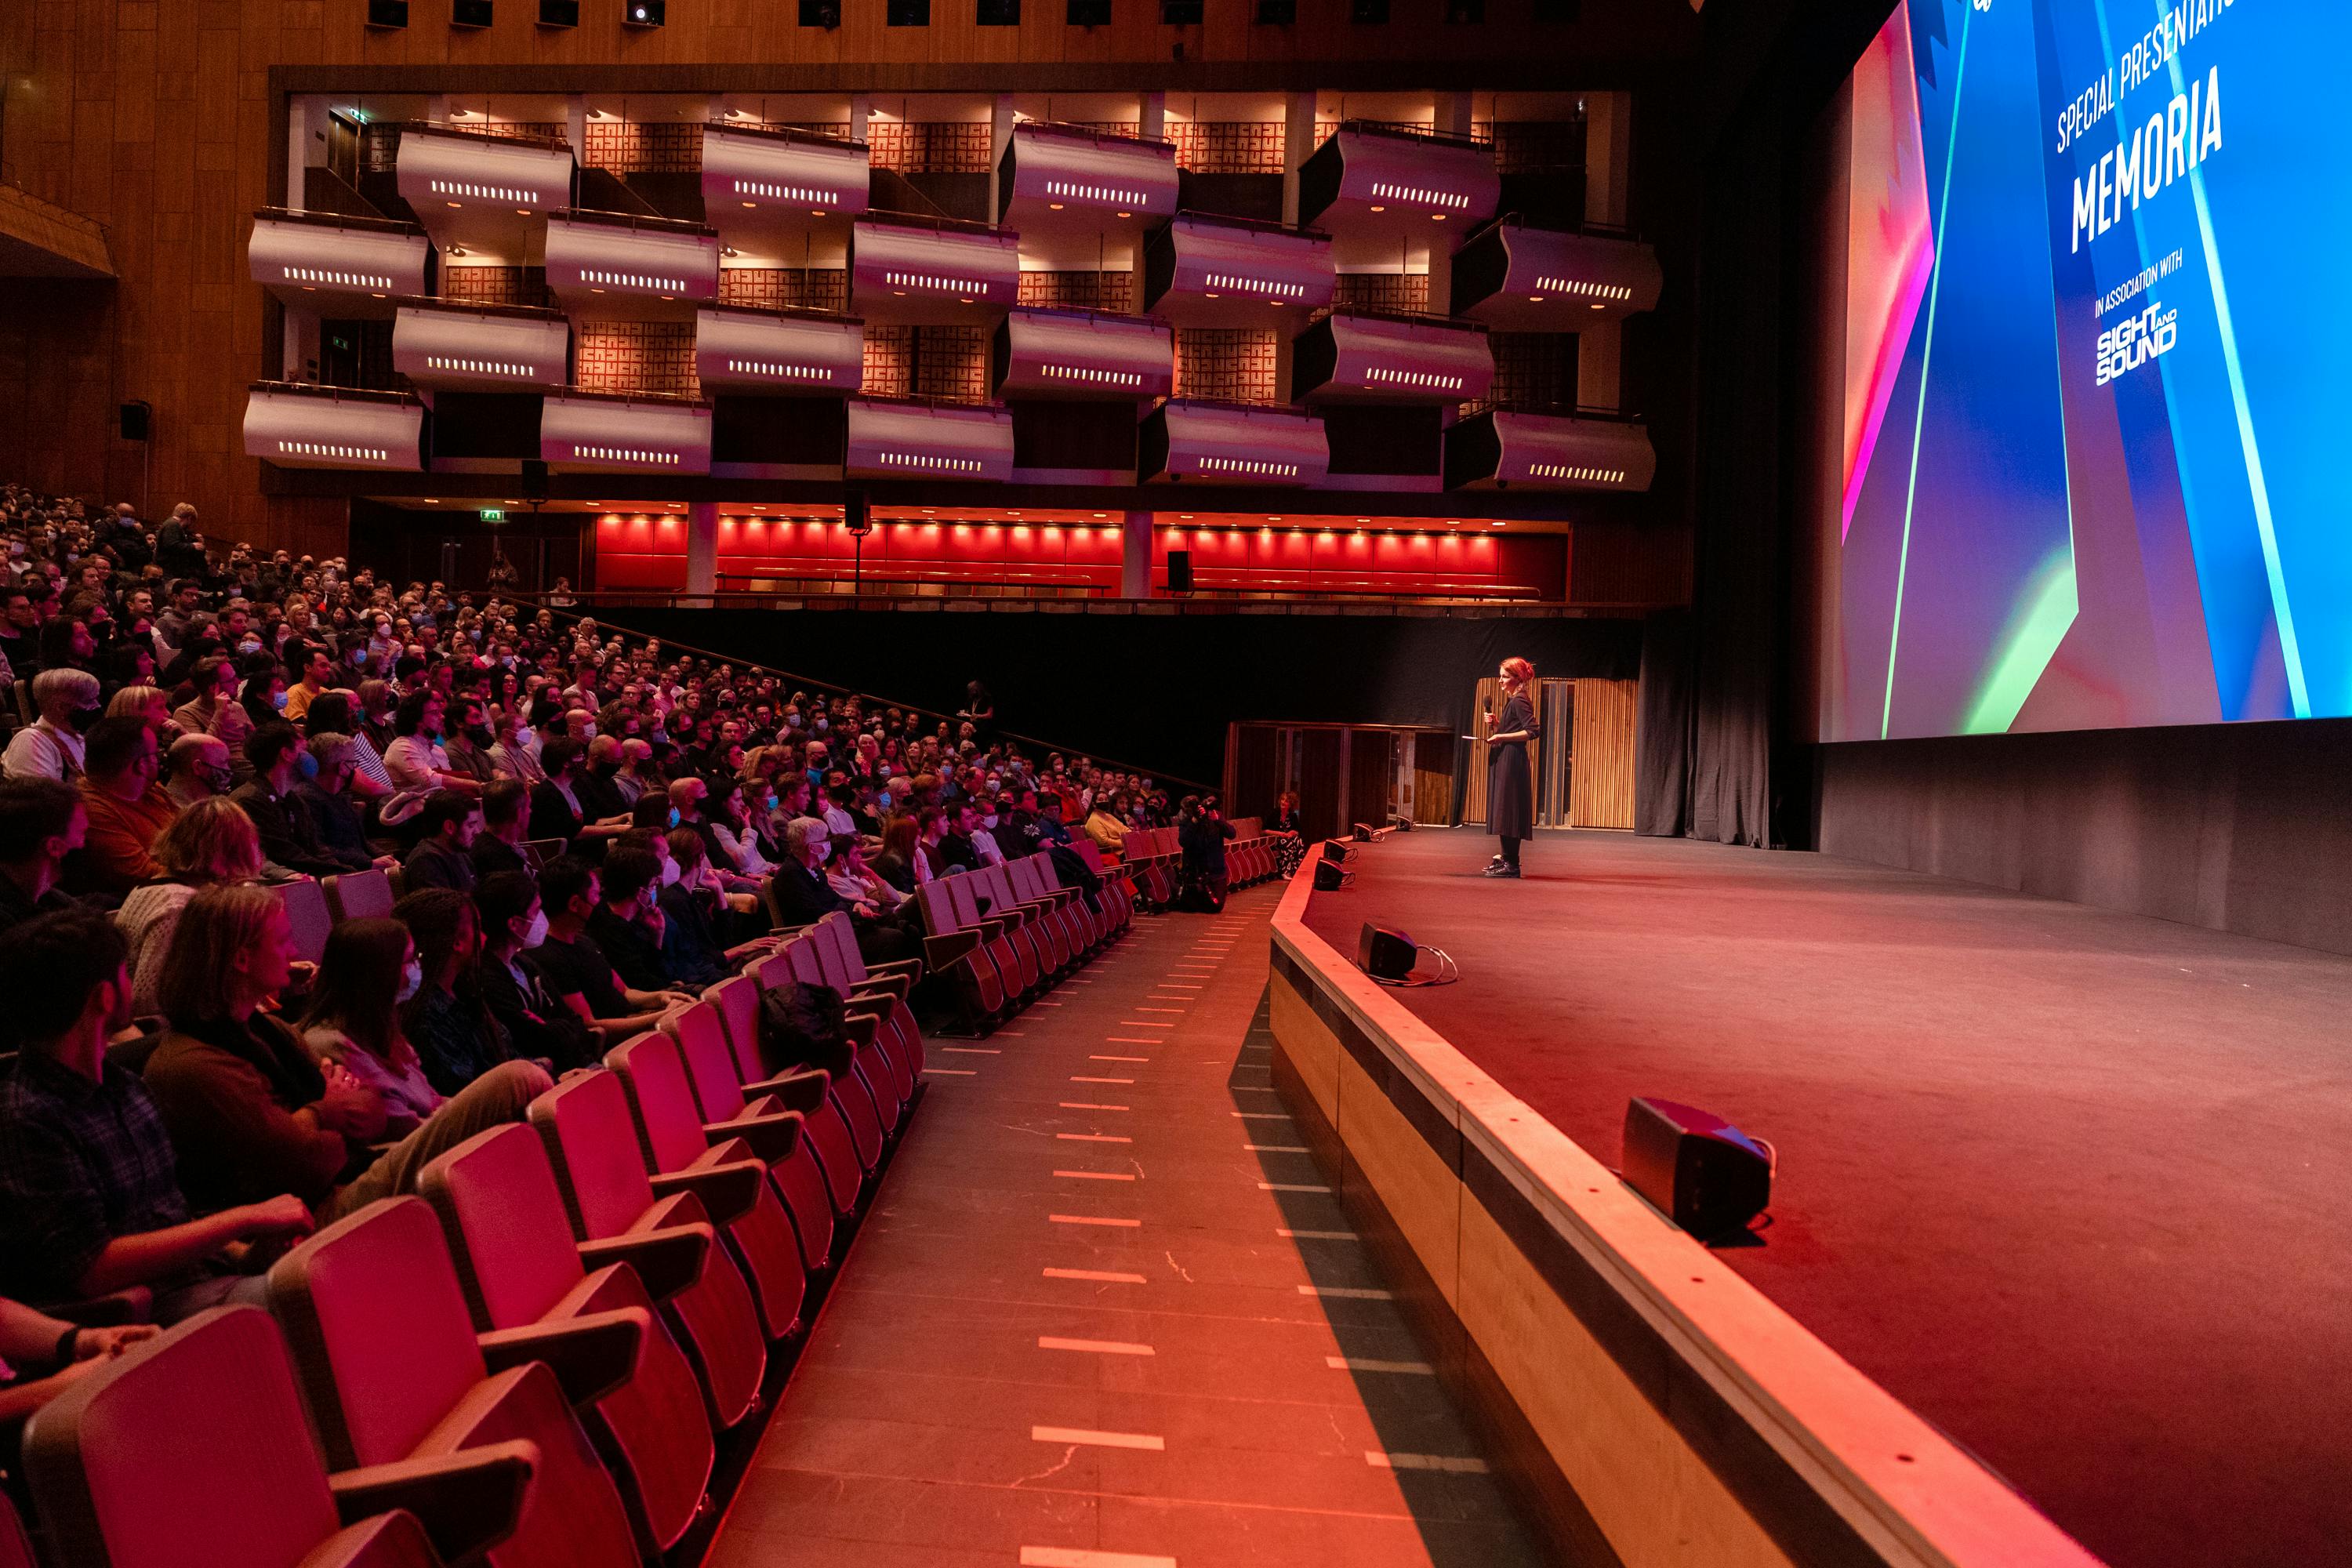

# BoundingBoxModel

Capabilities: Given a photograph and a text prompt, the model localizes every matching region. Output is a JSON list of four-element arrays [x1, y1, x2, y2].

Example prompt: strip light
[[1532, 275, 1634, 302], [882, 269, 994, 295], [1203, 270, 1306, 299], [430, 178, 542, 205], [876, 450, 986, 473], [282, 266, 395, 289], [572, 445, 682, 466], [426, 355, 539, 377], [734, 177, 839, 205], [1043, 363, 1144, 387], [727, 358, 838, 381], [1368, 180, 1470, 211], [1044, 178, 1150, 207], [1530, 463, 1626, 483], [1366, 365, 1464, 392], [580, 267, 691, 292], [1198, 456, 1299, 477], [279, 440, 390, 462]]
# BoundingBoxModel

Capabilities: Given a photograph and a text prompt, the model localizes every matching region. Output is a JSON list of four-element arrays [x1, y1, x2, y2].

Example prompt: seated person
[[116, 797, 267, 1017], [771, 815, 911, 964], [230, 723, 350, 878], [299, 917, 446, 1139], [0, 910, 316, 1321], [528, 856, 694, 1044], [161, 731, 234, 811], [74, 715, 176, 897], [2, 666, 100, 783], [140, 882, 549, 1219], [391, 887, 528, 1095], [0, 1298, 158, 1424], [0, 776, 86, 937], [473, 870, 598, 1072], [401, 789, 481, 894], [470, 777, 533, 880], [870, 813, 923, 895], [585, 847, 673, 995], [661, 828, 777, 989], [530, 739, 628, 851]]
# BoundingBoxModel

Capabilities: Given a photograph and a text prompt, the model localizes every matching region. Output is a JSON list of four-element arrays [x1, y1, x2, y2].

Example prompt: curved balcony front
[[544, 210, 721, 322], [848, 216, 1022, 326], [991, 308, 1174, 401], [1138, 398, 1328, 486], [541, 389, 713, 474], [245, 383, 425, 472], [844, 397, 1015, 483], [1142, 213, 1334, 329], [1296, 122, 1499, 260], [695, 305, 865, 396], [393, 300, 571, 394], [249, 209, 430, 318], [996, 122, 1180, 245], [1292, 310, 1493, 405], [1449, 216, 1663, 328], [393, 122, 574, 267], [702, 123, 871, 262], [1443, 408, 1655, 492]]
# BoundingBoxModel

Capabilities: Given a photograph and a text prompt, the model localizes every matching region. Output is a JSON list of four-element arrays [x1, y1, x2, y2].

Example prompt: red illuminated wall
[[590, 514, 1564, 598]]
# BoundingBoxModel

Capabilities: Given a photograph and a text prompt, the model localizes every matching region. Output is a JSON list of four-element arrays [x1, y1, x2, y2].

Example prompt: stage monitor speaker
[[1312, 861, 1352, 891], [1356, 923, 1415, 982], [1319, 839, 1352, 864], [1621, 1097, 1773, 1243], [1352, 822, 1377, 842], [1167, 550, 1192, 593], [118, 401, 151, 442]]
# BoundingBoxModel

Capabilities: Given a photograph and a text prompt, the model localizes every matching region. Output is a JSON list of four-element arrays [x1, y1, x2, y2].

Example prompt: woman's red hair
[[1500, 656, 1535, 688]]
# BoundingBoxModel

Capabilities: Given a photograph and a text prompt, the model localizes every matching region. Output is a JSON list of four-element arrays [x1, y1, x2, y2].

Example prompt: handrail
[[521, 597, 1218, 789], [252, 205, 426, 237]]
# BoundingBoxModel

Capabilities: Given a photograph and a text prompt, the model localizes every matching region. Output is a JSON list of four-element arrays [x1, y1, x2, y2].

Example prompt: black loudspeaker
[[118, 401, 151, 442], [1319, 839, 1352, 864], [521, 458, 550, 505], [1167, 550, 1193, 593], [1312, 860, 1352, 891], [844, 491, 873, 538], [366, 0, 408, 25], [452, 0, 492, 25], [539, 0, 579, 24], [623, 0, 665, 23], [1356, 923, 1414, 982], [1621, 1098, 1773, 1243], [1352, 822, 1377, 841]]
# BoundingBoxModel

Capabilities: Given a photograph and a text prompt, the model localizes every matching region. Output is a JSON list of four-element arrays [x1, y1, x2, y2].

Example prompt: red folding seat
[[967, 861, 1064, 984], [945, 869, 1038, 997], [811, 912, 928, 1089], [24, 1304, 530, 1568], [1022, 853, 1106, 953], [775, 935, 913, 1120], [912, 880, 1012, 1032], [268, 1198, 644, 1568], [602, 1030, 822, 1319], [416, 1127, 713, 1559], [662, 997, 850, 1259], [746, 947, 892, 1162], [713, 969, 870, 1220], [528, 1069, 767, 1425], [1007, 855, 1091, 961]]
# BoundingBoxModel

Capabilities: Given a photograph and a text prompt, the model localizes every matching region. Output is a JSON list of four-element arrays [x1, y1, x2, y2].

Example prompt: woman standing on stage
[[1483, 656, 1538, 878]]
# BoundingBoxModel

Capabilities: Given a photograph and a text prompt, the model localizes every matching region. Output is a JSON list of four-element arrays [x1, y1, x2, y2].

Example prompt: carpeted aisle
[[1300, 826, 2352, 1568], [706, 884, 1545, 1568]]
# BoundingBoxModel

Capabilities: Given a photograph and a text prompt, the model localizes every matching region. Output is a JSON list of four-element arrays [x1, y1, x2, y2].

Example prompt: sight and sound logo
[[2095, 299, 2178, 387]]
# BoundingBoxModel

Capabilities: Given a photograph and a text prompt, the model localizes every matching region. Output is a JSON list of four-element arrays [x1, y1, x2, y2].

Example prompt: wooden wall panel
[[1567, 673, 1634, 829], [1567, 516, 1690, 606]]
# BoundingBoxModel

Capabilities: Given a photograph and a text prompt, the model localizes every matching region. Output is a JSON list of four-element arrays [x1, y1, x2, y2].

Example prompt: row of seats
[[1112, 818, 1281, 909], [911, 848, 1138, 1034], [11, 908, 924, 1568]]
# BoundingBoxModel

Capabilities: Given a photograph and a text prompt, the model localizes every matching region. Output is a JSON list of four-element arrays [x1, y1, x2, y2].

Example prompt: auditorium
[[0, 1, 2344, 1566]]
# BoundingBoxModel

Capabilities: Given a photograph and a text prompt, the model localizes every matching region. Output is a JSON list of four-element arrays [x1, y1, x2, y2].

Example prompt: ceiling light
[[1591, 302, 1605, 310], [1529, 295, 1544, 303], [1116, 210, 1131, 218], [1048, 202, 1065, 210], [1368, 204, 1385, 212], [423, 497, 440, 503]]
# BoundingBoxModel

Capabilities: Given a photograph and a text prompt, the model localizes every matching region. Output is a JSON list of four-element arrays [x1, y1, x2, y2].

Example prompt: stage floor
[[1301, 827, 2352, 1568]]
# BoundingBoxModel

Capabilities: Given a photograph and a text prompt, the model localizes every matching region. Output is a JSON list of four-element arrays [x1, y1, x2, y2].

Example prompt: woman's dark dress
[[1486, 691, 1538, 840]]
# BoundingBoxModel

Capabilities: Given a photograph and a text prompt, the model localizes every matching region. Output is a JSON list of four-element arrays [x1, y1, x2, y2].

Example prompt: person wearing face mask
[[230, 723, 349, 879], [584, 848, 682, 995], [292, 733, 390, 875], [172, 658, 255, 772], [769, 815, 914, 963], [71, 717, 177, 898], [473, 870, 598, 1072], [299, 919, 445, 1139], [390, 887, 535, 1098], [573, 734, 631, 823], [3, 667, 102, 783], [162, 733, 234, 811]]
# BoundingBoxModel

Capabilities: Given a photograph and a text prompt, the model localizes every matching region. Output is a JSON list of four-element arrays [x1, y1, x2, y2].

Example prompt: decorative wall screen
[[1331, 273, 1429, 314], [583, 119, 703, 174], [866, 122, 993, 173], [1018, 270, 1134, 312], [718, 268, 850, 313], [575, 323, 699, 396], [1171, 328, 1277, 405], [441, 267, 554, 309], [1168, 122, 1286, 173]]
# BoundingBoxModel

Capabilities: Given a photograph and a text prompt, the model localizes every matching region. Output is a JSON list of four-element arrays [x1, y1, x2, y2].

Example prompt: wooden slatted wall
[[1568, 676, 1637, 829]]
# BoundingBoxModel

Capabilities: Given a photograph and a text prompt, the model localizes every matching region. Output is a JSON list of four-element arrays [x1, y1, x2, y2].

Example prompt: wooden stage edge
[[1263, 856, 2107, 1568]]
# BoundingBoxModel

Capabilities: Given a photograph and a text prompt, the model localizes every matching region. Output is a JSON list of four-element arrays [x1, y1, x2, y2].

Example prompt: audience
[[231, 723, 347, 877], [529, 855, 694, 1044], [299, 916, 447, 1139], [117, 797, 267, 1015], [74, 714, 176, 896]]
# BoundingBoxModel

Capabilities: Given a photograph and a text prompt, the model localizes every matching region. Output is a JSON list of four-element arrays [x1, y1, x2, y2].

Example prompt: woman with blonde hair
[[1480, 655, 1539, 879], [115, 797, 266, 1014], [107, 683, 179, 742]]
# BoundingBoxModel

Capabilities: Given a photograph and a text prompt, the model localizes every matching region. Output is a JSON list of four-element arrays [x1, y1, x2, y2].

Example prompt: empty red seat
[[810, 912, 927, 1091], [603, 1031, 819, 1324], [419, 1125, 715, 1558], [528, 1068, 767, 1428], [268, 1197, 643, 1568], [24, 1304, 532, 1568], [664, 998, 850, 1257], [774, 937, 910, 1124], [750, 950, 890, 1181]]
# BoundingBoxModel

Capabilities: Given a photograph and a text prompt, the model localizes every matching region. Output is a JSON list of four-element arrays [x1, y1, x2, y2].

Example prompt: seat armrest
[[853, 971, 913, 1001], [648, 1160, 764, 1225], [924, 930, 982, 967], [974, 917, 1007, 939], [861, 956, 924, 982], [739, 1067, 831, 1112], [578, 1222, 712, 1304], [478, 1309, 648, 1406], [329, 1442, 537, 1564], [841, 1011, 880, 1048], [703, 1108, 804, 1164]]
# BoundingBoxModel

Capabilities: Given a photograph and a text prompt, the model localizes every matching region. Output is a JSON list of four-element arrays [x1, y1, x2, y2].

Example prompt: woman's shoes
[[1483, 862, 1520, 878]]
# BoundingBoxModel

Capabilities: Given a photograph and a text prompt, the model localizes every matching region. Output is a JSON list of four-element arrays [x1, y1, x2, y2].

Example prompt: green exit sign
[[478, 508, 505, 524]]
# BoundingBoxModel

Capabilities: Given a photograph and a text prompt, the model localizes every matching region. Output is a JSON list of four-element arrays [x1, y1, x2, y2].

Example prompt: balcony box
[[1450, 216, 1663, 328], [393, 301, 570, 394], [996, 122, 1180, 237], [849, 216, 1022, 325], [844, 397, 1014, 482], [544, 210, 721, 322], [245, 383, 424, 472], [542, 390, 713, 474], [702, 123, 871, 253], [695, 306, 864, 395], [249, 209, 430, 318], [1293, 310, 1492, 404], [1142, 212, 1334, 329], [394, 122, 574, 267], [1443, 408, 1655, 492], [991, 308, 1173, 401], [1138, 399, 1327, 486], [1297, 122, 1500, 246]]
